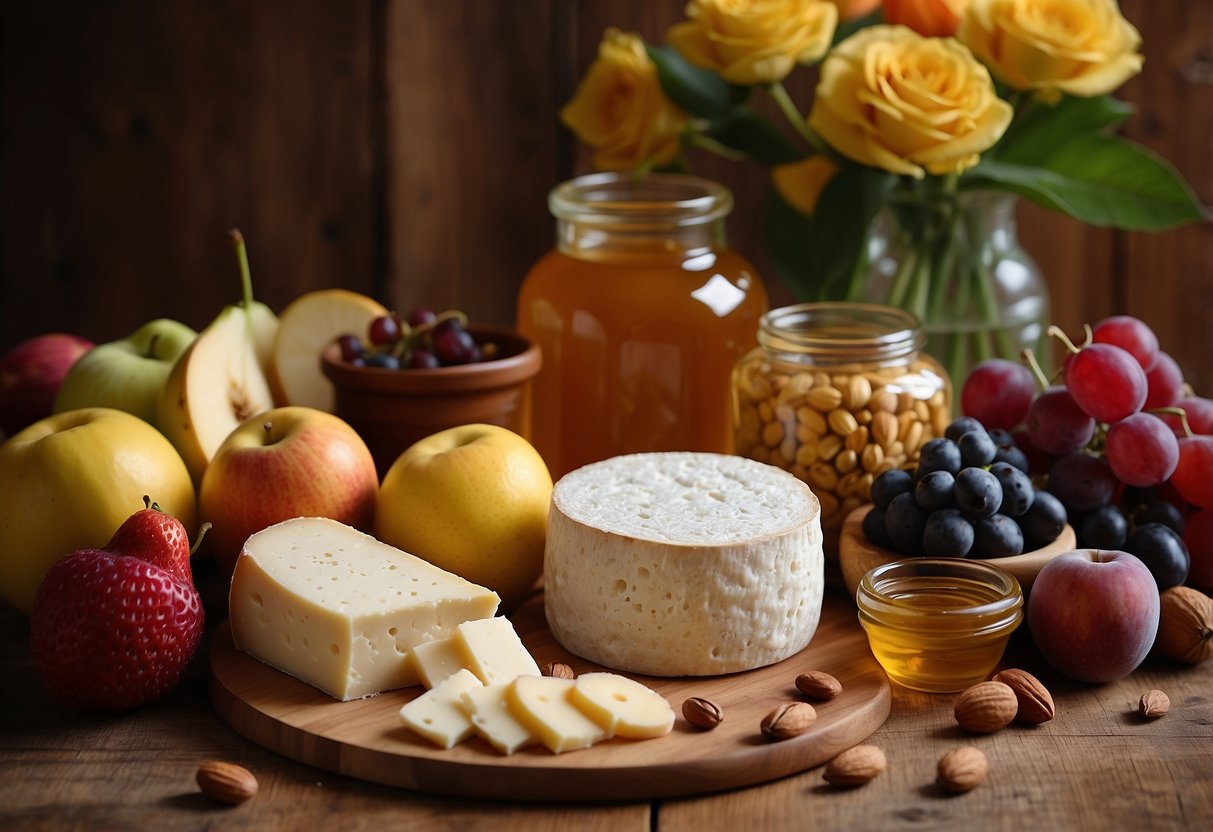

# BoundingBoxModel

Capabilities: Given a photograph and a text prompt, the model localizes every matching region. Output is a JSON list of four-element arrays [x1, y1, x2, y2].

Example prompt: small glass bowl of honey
[[856, 558, 1024, 693]]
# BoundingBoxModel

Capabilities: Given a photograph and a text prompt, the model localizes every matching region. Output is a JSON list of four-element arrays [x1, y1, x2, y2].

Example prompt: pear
[[158, 230, 276, 484]]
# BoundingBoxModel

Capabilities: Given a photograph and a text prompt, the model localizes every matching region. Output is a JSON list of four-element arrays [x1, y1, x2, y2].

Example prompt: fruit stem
[[1022, 348, 1051, 392], [1150, 406, 1195, 438], [190, 522, 213, 557], [229, 229, 256, 312], [1046, 325, 1081, 355]]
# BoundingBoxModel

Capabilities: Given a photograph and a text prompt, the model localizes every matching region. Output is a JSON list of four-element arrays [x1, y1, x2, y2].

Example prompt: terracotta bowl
[[321, 325, 541, 477], [838, 505, 1077, 599]]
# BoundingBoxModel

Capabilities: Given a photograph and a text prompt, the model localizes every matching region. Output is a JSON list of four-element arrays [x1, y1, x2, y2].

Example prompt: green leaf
[[707, 108, 806, 166], [995, 94, 1134, 166], [966, 134, 1207, 230], [764, 165, 896, 300], [647, 44, 748, 119]]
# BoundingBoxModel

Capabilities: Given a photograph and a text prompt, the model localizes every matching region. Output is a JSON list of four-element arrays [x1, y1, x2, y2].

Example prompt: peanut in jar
[[731, 304, 950, 555]]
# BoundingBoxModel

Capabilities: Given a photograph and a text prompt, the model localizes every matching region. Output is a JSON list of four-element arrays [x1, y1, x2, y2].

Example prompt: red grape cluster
[[960, 315, 1212, 592], [336, 308, 496, 370]]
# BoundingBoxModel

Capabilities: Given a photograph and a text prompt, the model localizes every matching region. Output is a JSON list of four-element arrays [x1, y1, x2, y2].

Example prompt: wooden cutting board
[[208, 592, 890, 802]]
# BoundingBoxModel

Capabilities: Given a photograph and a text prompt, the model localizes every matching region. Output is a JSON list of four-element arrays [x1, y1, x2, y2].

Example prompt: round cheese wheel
[[543, 452, 823, 676]]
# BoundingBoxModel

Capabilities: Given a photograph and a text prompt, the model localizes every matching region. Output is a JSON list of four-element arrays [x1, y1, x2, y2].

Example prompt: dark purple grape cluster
[[952, 314, 1206, 592], [336, 308, 497, 370], [863, 418, 1065, 559]]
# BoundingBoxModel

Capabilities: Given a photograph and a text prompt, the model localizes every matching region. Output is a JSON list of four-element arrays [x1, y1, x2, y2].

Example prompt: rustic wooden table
[[3, 578, 1210, 832]]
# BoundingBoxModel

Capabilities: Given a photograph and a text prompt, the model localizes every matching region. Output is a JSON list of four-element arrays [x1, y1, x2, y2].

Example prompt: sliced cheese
[[399, 668, 483, 749], [454, 616, 541, 685], [571, 672, 675, 739], [460, 683, 539, 755], [229, 517, 500, 701], [544, 452, 823, 676], [410, 636, 467, 689], [507, 675, 607, 753]]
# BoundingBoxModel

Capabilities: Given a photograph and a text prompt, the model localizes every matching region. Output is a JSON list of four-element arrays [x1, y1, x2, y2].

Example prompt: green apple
[[375, 424, 553, 611], [0, 408, 197, 614], [53, 318, 197, 428], [157, 230, 276, 484], [199, 406, 379, 576]]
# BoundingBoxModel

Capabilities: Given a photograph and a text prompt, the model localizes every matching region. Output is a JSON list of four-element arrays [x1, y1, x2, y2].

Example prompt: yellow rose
[[807, 25, 1013, 178], [958, 0, 1143, 96], [772, 156, 838, 215], [667, 0, 839, 86], [560, 29, 688, 171]]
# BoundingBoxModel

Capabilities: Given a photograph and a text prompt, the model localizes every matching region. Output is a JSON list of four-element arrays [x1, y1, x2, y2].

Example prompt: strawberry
[[30, 549, 204, 711], [104, 495, 194, 584]]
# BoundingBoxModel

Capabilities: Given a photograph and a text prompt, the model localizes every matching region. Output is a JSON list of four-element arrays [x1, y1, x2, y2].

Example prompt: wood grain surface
[[1, 562, 1210, 830], [208, 593, 891, 802], [838, 507, 1079, 598]]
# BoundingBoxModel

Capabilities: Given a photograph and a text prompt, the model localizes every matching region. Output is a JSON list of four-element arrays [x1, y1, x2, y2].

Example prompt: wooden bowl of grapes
[[839, 506, 1076, 599], [321, 322, 541, 477]]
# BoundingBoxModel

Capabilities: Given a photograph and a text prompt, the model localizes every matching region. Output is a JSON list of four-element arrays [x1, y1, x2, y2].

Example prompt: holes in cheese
[[399, 668, 483, 749], [570, 672, 675, 739]]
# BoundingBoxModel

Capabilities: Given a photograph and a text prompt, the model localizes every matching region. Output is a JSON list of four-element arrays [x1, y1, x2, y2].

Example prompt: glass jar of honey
[[518, 172, 767, 480], [731, 303, 950, 554]]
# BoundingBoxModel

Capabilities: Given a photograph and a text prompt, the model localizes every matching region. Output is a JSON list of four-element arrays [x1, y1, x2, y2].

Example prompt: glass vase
[[857, 190, 1048, 392]]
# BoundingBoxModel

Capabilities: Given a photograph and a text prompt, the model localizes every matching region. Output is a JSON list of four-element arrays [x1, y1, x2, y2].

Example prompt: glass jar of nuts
[[731, 303, 950, 555]]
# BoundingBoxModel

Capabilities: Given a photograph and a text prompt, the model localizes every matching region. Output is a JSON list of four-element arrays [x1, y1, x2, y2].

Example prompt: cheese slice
[[507, 675, 607, 753], [571, 672, 675, 739], [460, 683, 539, 755], [229, 517, 500, 701], [399, 668, 483, 749], [410, 636, 467, 689], [454, 616, 541, 685]]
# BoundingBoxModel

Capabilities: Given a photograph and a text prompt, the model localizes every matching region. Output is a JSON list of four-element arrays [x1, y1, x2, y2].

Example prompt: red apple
[[1027, 549, 1160, 683], [198, 406, 378, 576], [0, 333, 93, 435]]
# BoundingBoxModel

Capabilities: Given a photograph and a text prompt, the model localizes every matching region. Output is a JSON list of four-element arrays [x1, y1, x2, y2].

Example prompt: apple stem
[[190, 522, 213, 557], [229, 228, 256, 312]]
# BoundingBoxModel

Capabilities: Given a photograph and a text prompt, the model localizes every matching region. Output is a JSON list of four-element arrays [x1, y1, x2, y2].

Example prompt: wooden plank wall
[[2, 1, 1210, 392]]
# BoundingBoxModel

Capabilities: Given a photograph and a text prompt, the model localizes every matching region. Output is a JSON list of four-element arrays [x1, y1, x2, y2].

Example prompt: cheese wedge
[[454, 616, 541, 685], [460, 683, 539, 755], [229, 517, 500, 701], [410, 636, 467, 689], [571, 672, 675, 739], [399, 668, 483, 749], [507, 675, 607, 753]]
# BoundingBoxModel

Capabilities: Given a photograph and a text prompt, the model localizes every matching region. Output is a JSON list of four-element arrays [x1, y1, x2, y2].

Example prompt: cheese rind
[[507, 675, 607, 753], [571, 672, 675, 739], [229, 517, 499, 701], [399, 668, 483, 748], [544, 452, 823, 676], [454, 616, 542, 685], [460, 683, 538, 755]]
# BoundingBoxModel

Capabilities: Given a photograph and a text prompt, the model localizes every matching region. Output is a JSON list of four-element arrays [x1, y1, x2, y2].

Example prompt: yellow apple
[[375, 424, 552, 611], [0, 408, 197, 613], [199, 406, 379, 576]]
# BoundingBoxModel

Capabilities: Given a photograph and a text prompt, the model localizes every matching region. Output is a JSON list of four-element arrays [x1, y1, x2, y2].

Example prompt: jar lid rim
[[550, 172, 733, 226], [759, 302, 924, 357]]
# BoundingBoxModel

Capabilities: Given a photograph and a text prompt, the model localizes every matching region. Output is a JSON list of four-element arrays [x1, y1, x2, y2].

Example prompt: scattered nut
[[954, 681, 1018, 733], [196, 760, 258, 805], [1139, 689, 1170, 719], [992, 668, 1055, 724], [937, 746, 989, 794], [795, 670, 842, 701], [682, 697, 724, 730], [823, 744, 887, 787], [760, 701, 817, 740], [1155, 586, 1213, 665], [541, 661, 575, 680]]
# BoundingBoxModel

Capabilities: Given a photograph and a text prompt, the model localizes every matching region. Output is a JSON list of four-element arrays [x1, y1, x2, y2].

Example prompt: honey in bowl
[[856, 558, 1023, 693]]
